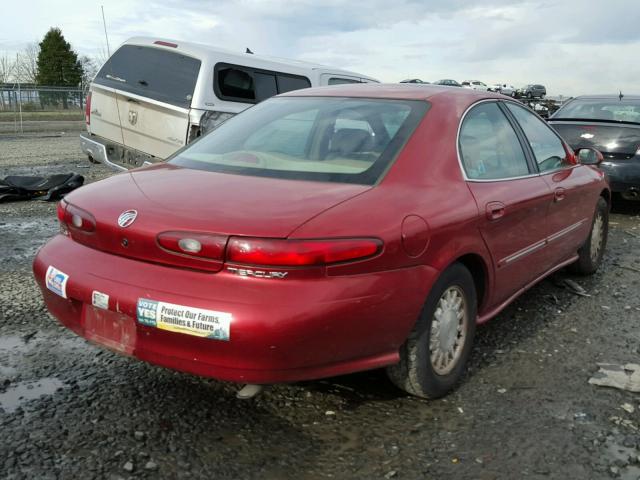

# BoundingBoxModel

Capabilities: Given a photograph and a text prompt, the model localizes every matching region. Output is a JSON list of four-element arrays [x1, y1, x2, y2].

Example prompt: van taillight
[[85, 92, 91, 125], [226, 238, 383, 267], [154, 40, 178, 48]]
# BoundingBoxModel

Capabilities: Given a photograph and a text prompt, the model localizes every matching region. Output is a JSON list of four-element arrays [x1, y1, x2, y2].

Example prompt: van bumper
[[80, 132, 156, 171]]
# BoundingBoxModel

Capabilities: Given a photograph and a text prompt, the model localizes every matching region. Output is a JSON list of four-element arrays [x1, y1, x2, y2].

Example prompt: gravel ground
[[1, 132, 640, 480]]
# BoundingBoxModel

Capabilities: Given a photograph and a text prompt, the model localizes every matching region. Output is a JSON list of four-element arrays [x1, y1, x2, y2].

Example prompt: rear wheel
[[387, 263, 477, 399], [570, 197, 608, 275]]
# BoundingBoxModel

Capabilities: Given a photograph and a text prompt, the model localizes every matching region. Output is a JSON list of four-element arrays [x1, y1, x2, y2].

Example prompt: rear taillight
[[200, 111, 234, 135], [227, 238, 383, 267], [154, 40, 178, 48], [157, 232, 226, 260], [85, 92, 91, 125], [59, 202, 96, 233], [57, 200, 69, 236]]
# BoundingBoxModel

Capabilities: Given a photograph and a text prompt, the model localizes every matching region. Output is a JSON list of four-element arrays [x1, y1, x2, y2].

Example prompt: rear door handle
[[554, 188, 566, 202], [486, 201, 506, 221]]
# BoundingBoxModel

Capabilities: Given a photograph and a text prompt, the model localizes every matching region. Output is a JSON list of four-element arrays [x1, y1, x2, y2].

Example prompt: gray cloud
[[1, 0, 639, 95]]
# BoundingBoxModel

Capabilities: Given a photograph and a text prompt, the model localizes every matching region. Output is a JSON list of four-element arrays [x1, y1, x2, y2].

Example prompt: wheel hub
[[430, 286, 468, 375]]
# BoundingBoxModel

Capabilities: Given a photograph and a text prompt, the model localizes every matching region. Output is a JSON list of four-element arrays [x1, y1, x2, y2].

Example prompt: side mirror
[[577, 147, 603, 165]]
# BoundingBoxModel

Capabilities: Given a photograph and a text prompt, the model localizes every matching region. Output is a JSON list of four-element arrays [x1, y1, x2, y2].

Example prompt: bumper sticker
[[45, 266, 69, 298], [92, 291, 110, 310], [136, 298, 231, 341]]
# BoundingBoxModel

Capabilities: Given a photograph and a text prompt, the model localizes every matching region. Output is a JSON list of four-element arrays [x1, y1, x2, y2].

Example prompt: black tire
[[387, 263, 477, 399], [570, 197, 608, 275]]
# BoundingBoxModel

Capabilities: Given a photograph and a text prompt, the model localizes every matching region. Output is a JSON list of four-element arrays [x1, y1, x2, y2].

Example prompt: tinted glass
[[328, 77, 361, 85], [506, 103, 568, 172], [217, 67, 255, 100], [254, 72, 277, 101], [554, 98, 640, 123], [171, 97, 427, 184], [215, 64, 311, 103], [94, 45, 201, 108], [460, 102, 529, 180], [278, 75, 312, 92]]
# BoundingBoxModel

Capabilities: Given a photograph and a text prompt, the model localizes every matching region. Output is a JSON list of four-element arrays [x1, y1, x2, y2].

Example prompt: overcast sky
[[1, 0, 638, 96]]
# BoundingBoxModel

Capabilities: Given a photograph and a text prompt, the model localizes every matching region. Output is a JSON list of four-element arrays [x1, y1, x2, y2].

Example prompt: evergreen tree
[[35, 28, 82, 87]]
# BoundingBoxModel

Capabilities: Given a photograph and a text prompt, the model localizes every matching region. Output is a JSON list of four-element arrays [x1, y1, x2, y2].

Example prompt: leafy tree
[[35, 28, 83, 108]]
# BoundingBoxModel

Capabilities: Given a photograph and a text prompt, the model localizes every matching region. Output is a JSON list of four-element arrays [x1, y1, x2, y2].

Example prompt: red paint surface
[[33, 84, 609, 384]]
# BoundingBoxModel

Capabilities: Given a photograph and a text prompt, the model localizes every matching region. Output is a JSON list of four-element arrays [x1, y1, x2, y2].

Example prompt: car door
[[505, 102, 594, 263], [460, 101, 553, 307]]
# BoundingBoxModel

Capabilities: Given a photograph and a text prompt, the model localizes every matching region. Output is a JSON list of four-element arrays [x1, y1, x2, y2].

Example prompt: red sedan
[[34, 84, 609, 398]]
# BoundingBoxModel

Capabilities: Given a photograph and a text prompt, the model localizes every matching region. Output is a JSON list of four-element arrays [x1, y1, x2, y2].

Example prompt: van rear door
[[92, 44, 201, 160]]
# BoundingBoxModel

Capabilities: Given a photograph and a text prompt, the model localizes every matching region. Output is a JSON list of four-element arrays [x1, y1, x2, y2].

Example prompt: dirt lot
[[1, 132, 639, 480]]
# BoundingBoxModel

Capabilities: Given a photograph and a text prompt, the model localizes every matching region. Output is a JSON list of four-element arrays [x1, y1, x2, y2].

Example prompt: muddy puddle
[[0, 377, 67, 413]]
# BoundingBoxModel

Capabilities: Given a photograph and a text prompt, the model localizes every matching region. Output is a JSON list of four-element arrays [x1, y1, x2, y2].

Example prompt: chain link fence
[[0, 84, 86, 134]]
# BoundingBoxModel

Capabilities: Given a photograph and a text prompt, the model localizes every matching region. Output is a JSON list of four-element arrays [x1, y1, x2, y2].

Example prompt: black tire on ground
[[570, 196, 609, 275], [386, 263, 477, 399], [87, 154, 99, 164]]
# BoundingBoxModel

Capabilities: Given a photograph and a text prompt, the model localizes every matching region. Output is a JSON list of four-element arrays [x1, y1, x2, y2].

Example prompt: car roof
[[281, 83, 506, 102], [572, 94, 640, 100]]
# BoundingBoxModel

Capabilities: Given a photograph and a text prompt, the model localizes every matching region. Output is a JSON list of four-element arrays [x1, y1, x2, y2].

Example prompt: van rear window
[[94, 45, 201, 108]]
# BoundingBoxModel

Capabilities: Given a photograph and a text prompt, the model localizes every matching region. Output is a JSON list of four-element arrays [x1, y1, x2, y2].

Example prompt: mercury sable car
[[34, 84, 609, 399]]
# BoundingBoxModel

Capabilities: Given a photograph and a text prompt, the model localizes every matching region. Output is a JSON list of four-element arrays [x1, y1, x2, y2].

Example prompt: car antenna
[[246, 48, 254, 54], [619, 91, 624, 101]]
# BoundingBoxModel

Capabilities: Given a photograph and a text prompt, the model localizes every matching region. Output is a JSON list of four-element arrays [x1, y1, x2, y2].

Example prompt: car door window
[[459, 102, 530, 180], [505, 103, 569, 172]]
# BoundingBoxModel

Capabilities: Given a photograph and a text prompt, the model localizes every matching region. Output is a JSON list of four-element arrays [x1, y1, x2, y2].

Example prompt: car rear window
[[94, 45, 201, 108], [170, 97, 428, 185], [554, 98, 640, 123]]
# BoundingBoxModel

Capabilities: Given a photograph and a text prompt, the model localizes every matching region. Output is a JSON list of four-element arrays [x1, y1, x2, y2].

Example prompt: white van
[[81, 37, 379, 170]]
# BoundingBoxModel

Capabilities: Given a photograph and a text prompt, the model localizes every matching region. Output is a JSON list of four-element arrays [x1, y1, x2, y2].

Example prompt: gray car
[[517, 84, 546, 99]]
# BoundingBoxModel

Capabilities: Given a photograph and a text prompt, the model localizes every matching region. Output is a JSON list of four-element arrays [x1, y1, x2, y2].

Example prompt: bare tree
[[79, 55, 98, 87], [95, 45, 109, 69], [0, 53, 15, 83], [15, 43, 39, 84]]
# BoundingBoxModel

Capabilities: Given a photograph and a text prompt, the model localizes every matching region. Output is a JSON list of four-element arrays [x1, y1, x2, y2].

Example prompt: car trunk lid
[[62, 165, 371, 271], [550, 120, 640, 159]]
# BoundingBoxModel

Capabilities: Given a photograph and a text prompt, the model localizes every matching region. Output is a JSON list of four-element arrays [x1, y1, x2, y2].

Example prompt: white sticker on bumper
[[92, 291, 110, 310], [136, 298, 232, 341], [45, 266, 69, 298]]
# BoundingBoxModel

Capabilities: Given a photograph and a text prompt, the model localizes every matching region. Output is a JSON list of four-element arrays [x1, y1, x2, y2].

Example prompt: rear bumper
[[33, 235, 437, 384], [80, 132, 155, 171], [600, 159, 640, 195]]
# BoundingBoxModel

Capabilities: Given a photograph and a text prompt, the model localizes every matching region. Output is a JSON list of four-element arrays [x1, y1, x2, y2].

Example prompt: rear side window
[[215, 63, 311, 103], [459, 102, 530, 180], [505, 103, 569, 172], [94, 45, 201, 108]]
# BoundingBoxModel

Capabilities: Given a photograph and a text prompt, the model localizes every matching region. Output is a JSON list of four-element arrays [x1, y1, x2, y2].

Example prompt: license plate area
[[82, 305, 137, 355]]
